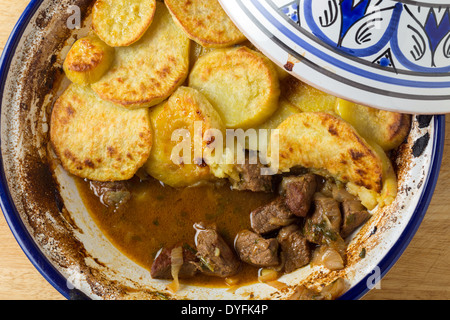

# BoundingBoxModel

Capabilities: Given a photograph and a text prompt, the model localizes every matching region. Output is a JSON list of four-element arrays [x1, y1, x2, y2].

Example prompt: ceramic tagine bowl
[[0, 0, 446, 301], [219, 0, 450, 114]]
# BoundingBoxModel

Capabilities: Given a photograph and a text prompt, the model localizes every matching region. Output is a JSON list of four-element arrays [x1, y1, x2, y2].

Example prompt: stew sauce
[[76, 176, 277, 287]]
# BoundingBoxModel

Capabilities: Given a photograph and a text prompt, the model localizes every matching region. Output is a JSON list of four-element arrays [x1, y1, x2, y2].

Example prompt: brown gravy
[[75, 176, 277, 287]]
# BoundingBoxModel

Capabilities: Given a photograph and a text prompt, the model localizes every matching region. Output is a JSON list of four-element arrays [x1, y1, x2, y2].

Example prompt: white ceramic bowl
[[219, 0, 450, 114], [0, 0, 445, 300]]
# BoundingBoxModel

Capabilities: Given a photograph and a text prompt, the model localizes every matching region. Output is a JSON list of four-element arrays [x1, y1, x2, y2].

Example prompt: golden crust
[[144, 86, 225, 188], [274, 112, 384, 193], [91, 2, 190, 109], [251, 99, 301, 152], [165, 0, 246, 48], [50, 84, 152, 181], [335, 100, 411, 151], [281, 76, 337, 113], [189, 46, 280, 129], [282, 76, 412, 151], [63, 35, 114, 85], [92, 0, 156, 47]]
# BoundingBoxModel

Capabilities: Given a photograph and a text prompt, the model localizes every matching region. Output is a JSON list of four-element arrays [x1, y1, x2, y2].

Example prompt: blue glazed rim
[[339, 114, 445, 300], [0, 0, 445, 301], [0, 0, 88, 300]]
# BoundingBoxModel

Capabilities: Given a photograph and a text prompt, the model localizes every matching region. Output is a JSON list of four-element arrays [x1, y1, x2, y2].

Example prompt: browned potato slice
[[165, 0, 247, 48], [239, 40, 290, 81], [189, 46, 280, 129], [50, 84, 152, 181], [282, 76, 412, 151], [256, 99, 301, 133], [274, 112, 384, 193], [92, 2, 190, 109], [144, 86, 225, 188], [252, 99, 300, 152], [335, 99, 411, 151], [281, 76, 337, 114], [92, 0, 156, 47], [63, 35, 114, 85]]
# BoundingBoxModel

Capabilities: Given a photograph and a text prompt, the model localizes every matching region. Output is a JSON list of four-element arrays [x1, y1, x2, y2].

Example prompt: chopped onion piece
[[320, 278, 347, 300], [258, 268, 285, 291], [258, 268, 278, 282], [313, 246, 344, 271], [322, 248, 344, 271], [167, 246, 183, 293], [225, 276, 240, 287]]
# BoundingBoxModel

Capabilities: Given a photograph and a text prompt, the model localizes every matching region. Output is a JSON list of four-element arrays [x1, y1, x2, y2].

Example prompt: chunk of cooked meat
[[250, 197, 296, 235], [304, 194, 346, 257], [194, 223, 241, 278], [277, 224, 311, 273], [340, 199, 371, 238], [150, 245, 200, 280], [304, 194, 342, 244], [89, 180, 131, 208], [230, 150, 273, 193], [280, 174, 317, 217], [234, 230, 279, 267]]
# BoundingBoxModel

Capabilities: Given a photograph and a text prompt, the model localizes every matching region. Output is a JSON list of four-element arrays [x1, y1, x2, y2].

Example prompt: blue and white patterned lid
[[219, 0, 450, 114]]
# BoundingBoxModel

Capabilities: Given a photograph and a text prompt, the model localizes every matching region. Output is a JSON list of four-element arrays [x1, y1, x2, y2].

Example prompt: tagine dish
[[45, 0, 416, 300]]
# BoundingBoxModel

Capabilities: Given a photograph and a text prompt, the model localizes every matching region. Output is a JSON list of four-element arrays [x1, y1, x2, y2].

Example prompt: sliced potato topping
[[92, 0, 156, 47], [189, 46, 280, 129], [144, 86, 225, 188], [251, 99, 301, 152], [165, 0, 247, 48], [63, 35, 114, 86], [274, 112, 384, 194], [335, 99, 411, 151], [346, 139, 398, 210], [92, 1, 190, 109], [282, 76, 411, 152], [281, 76, 337, 114], [50, 84, 152, 182]]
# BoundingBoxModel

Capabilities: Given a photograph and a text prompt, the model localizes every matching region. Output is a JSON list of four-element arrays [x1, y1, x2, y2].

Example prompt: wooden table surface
[[1, 1, 449, 301]]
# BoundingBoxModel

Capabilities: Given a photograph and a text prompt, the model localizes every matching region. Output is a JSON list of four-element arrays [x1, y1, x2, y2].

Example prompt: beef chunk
[[194, 223, 241, 278], [340, 200, 371, 238], [250, 197, 296, 235], [150, 245, 200, 280], [277, 224, 311, 273], [89, 180, 131, 208], [304, 194, 346, 257], [280, 174, 317, 217], [234, 230, 279, 267], [230, 150, 273, 193], [304, 194, 342, 245]]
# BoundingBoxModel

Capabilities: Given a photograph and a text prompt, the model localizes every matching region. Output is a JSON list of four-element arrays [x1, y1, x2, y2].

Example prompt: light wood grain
[[0, 0, 449, 300]]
